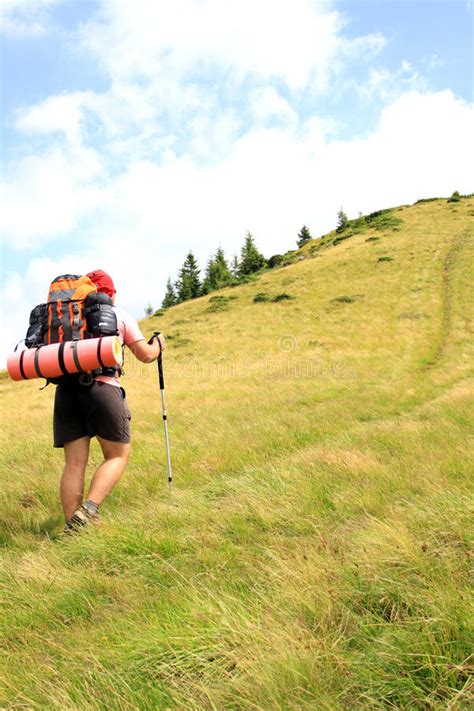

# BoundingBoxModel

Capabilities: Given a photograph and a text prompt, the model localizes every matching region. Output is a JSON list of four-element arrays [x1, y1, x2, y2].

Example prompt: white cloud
[[16, 91, 93, 145], [249, 87, 298, 125], [350, 60, 426, 102], [2, 88, 472, 258], [82, 0, 343, 89], [3, 1, 387, 160], [423, 54, 446, 72], [0, 143, 103, 248], [76, 0, 386, 117], [0, 0, 60, 36]]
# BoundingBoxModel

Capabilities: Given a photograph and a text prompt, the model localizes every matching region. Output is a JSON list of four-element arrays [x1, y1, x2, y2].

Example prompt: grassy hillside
[[1, 197, 473, 709]]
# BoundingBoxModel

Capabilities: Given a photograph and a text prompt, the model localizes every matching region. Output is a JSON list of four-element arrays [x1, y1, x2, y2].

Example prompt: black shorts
[[53, 380, 131, 448]]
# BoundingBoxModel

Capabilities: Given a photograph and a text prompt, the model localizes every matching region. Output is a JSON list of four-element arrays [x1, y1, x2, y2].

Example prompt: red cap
[[87, 270, 116, 298]]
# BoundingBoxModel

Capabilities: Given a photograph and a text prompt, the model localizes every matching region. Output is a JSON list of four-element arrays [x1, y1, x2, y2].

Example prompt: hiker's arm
[[129, 334, 165, 363]]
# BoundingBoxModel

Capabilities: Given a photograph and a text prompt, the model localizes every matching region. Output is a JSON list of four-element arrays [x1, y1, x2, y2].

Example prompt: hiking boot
[[64, 504, 99, 533]]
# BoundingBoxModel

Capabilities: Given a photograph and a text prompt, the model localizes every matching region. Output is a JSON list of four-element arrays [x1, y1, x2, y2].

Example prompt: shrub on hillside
[[253, 292, 270, 303], [333, 233, 353, 246], [253, 292, 294, 303], [344, 209, 403, 235], [363, 210, 403, 231], [272, 293, 294, 302], [331, 295, 363, 304], [448, 190, 461, 203], [206, 296, 231, 313], [209, 295, 237, 303], [332, 295, 356, 303], [267, 254, 284, 269], [281, 250, 298, 266], [330, 210, 403, 250], [206, 302, 228, 313]]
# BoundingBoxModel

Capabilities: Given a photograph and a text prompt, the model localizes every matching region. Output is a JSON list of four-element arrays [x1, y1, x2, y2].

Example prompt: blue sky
[[1, 0, 473, 365], [341, 1, 473, 99]]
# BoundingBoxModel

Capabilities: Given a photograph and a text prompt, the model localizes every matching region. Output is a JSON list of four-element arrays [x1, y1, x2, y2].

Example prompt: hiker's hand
[[155, 333, 165, 354], [131, 334, 165, 363], [148, 332, 165, 352]]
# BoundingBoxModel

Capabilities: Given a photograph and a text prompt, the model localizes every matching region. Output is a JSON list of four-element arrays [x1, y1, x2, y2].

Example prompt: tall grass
[[1, 198, 473, 709]]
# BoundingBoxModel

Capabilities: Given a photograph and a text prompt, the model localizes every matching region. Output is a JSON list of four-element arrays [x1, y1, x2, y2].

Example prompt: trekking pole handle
[[149, 331, 165, 390], [158, 352, 164, 390]]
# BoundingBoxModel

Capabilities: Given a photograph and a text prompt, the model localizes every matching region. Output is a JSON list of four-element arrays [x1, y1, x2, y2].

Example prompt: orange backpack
[[45, 274, 97, 344]]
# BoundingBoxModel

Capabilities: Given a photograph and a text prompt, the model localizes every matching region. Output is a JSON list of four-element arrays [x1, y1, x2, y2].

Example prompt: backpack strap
[[96, 336, 105, 369], [71, 341, 82, 372], [19, 350, 27, 380], [33, 347, 44, 379], [57, 342, 68, 376], [71, 302, 83, 341]]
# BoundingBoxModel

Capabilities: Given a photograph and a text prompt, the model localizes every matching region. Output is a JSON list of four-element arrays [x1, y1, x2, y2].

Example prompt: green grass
[[1, 197, 473, 709]]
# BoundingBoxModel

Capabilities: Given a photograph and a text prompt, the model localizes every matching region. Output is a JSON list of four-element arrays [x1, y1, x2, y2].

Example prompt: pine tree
[[297, 225, 311, 247], [238, 232, 266, 276], [336, 208, 349, 232], [175, 251, 202, 302], [214, 247, 232, 284], [203, 247, 232, 293], [161, 278, 177, 308], [201, 258, 213, 295], [230, 255, 240, 279], [174, 269, 191, 303], [186, 251, 202, 298], [144, 304, 153, 317]]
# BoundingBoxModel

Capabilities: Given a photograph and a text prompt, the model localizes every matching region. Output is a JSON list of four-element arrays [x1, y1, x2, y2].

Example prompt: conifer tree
[[201, 258, 213, 295], [297, 225, 311, 247], [161, 278, 177, 308], [238, 232, 266, 276], [336, 208, 349, 232], [230, 255, 240, 279], [186, 251, 202, 298], [174, 269, 191, 303], [203, 247, 232, 293], [175, 251, 202, 302]]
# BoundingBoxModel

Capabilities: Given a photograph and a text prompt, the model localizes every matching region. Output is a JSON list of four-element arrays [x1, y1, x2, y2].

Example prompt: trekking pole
[[152, 332, 173, 494]]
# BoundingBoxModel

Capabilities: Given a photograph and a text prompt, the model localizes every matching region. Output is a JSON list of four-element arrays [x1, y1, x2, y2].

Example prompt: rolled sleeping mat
[[7, 336, 123, 382]]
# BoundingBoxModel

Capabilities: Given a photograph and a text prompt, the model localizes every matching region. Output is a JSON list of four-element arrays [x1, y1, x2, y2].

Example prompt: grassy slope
[[0, 197, 473, 709]]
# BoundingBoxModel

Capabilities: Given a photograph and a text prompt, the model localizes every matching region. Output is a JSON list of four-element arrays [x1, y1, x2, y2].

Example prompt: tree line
[[150, 194, 466, 312], [148, 224, 316, 313]]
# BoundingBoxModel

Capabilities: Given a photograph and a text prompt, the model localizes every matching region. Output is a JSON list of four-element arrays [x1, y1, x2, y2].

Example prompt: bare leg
[[60, 437, 91, 521], [86, 437, 131, 506]]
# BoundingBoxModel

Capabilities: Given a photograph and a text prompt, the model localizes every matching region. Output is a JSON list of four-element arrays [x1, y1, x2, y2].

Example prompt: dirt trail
[[427, 228, 470, 368]]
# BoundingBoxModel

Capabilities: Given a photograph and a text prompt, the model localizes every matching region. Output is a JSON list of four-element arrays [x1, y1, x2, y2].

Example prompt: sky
[[1, 0, 473, 367]]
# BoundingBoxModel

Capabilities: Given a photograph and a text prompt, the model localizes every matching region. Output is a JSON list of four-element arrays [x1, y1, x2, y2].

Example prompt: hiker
[[54, 269, 164, 531]]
